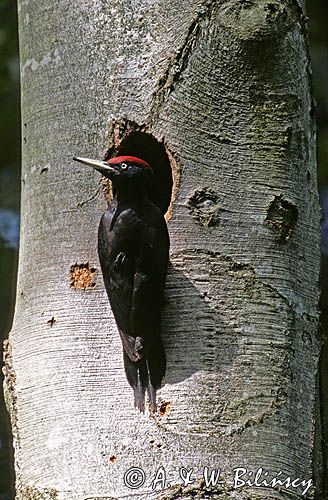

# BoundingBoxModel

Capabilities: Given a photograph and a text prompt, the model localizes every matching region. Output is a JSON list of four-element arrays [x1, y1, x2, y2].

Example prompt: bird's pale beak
[[73, 156, 116, 175]]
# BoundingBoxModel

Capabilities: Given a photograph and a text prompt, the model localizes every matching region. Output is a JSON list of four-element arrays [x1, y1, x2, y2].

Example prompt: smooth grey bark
[[3, 0, 321, 498]]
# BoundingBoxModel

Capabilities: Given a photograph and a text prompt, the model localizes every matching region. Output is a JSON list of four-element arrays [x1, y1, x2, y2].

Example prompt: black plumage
[[73, 155, 169, 413]]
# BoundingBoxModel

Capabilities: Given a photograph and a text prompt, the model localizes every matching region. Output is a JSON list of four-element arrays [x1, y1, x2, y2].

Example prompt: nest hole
[[115, 131, 173, 216]]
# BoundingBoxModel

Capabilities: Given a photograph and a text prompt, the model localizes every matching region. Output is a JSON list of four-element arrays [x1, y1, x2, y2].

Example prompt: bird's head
[[73, 155, 154, 186]]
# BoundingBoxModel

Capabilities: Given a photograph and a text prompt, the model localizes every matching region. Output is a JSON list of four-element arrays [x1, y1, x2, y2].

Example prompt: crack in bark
[[225, 390, 288, 436], [77, 185, 101, 209], [105, 1, 307, 137], [261, 279, 307, 319], [147, 0, 216, 127]]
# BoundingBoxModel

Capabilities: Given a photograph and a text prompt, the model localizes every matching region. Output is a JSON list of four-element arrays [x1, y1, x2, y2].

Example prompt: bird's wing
[[98, 205, 169, 362], [98, 208, 134, 336], [130, 218, 169, 344]]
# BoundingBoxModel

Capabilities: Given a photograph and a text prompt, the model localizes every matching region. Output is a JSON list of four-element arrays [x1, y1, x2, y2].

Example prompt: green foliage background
[[0, 1, 326, 498]]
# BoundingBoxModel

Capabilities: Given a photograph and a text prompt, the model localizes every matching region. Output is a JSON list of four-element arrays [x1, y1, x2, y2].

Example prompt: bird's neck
[[114, 183, 149, 207]]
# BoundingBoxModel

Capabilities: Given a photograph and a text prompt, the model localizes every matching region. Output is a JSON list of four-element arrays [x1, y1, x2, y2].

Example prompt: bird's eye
[[121, 163, 128, 170]]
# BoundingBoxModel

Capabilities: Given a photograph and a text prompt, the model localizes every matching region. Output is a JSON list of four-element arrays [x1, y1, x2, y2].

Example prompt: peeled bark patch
[[159, 401, 172, 416], [265, 195, 298, 243], [70, 262, 96, 289]]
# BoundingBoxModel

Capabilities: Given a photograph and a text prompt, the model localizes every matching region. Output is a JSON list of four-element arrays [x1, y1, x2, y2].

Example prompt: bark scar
[[187, 188, 222, 227], [2, 339, 19, 440], [147, 0, 216, 126], [265, 194, 298, 243], [15, 484, 58, 500]]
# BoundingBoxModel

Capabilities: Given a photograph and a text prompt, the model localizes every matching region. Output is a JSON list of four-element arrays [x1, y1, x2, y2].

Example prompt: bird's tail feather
[[123, 342, 166, 413]]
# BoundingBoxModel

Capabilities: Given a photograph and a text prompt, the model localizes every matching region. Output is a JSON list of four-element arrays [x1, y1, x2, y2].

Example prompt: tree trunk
[[3, 0, 321, 498]]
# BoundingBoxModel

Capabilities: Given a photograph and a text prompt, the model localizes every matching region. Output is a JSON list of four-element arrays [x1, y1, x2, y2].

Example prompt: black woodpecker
[[73, 155, 169, 413]]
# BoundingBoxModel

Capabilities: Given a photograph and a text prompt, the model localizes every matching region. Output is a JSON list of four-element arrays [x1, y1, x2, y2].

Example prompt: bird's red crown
[[108, 156, 153, 171]]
